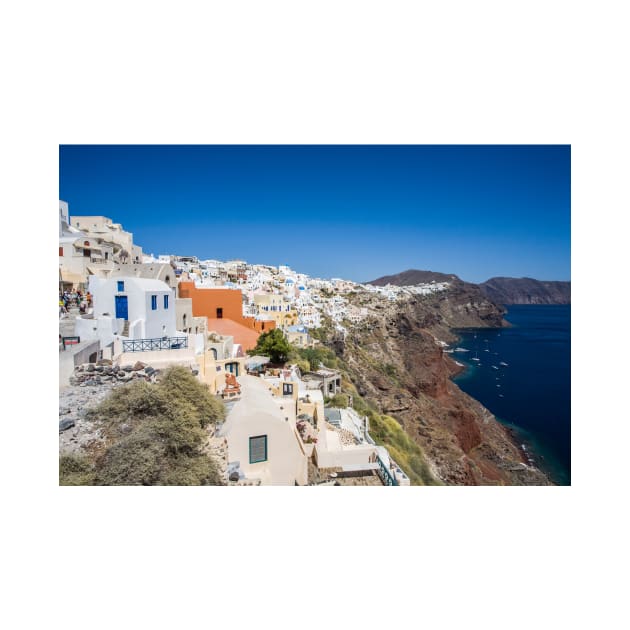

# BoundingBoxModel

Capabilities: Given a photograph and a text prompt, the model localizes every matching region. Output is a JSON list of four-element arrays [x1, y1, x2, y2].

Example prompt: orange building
[[178, 281, 275, 350]]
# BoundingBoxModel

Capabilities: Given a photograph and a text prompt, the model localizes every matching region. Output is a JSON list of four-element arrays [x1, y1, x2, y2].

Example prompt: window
[[216, 307, 223, 319], [59, 247, 63, 256], [163, 295, 169, 309], [249, 435, 268, 464], [282, 383, 293, 396], [151, 295, 157, 310], [117, 281, 124, 292]]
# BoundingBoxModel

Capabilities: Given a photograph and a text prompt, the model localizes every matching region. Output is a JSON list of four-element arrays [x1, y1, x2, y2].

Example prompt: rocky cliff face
[[332, 288, 552, 485], [478, 277, 571, 304]]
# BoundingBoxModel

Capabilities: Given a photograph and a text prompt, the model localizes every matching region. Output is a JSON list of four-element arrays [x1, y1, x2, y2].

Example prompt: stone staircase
[[122, 320, 130, 337]]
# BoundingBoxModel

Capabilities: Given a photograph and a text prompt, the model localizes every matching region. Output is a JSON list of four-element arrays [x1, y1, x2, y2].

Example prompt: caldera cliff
[[322, 279, 552, 485]]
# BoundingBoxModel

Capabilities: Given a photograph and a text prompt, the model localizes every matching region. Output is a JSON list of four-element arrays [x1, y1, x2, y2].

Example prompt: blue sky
[[59, 145, 570, 283]]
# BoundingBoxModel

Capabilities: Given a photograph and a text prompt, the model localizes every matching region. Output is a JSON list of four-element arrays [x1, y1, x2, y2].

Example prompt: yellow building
[[253, 293, 299, 327]]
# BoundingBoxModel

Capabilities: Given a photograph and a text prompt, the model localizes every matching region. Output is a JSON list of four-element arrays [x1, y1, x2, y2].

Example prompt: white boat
[[499, 361, 509, 366], [492, 365, 499, 370], [453, 347, 469, 353]]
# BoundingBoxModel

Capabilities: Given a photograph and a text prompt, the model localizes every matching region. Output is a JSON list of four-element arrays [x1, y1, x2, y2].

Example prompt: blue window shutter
[[117, 281, 124, 292], [164, 295, 169, 309], [151, 295, 157, 310]]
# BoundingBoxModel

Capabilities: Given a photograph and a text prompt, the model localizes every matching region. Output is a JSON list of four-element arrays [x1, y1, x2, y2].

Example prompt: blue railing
[[122, 336, 188, 352], [376, 455, 399, 486]]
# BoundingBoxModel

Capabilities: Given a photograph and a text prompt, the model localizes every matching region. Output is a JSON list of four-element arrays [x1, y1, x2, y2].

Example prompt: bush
[[75, 366, 226, 486], [158, 365, 225, 427], [59, 454, 96, 486], [328, 393, 349, 408], [95, 428, 166, 486], [294, 359, 311, 374]]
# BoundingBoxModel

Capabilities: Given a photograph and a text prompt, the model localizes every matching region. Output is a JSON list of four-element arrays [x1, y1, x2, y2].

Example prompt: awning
[[59, 269, 86, 284], [245, 355, 271, 369], [74, 242, 102, 253]]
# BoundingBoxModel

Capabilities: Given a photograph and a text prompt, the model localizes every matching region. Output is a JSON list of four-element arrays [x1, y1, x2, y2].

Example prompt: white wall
[[74, 316, 118, 348], [89, 276, 176, 339], [219, 376, 307, 485], [59, 200, 69, 236], [314, 429, 376, 469]]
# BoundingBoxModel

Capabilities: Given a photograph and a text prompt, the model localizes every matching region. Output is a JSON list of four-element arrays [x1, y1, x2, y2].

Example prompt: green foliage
[[366, 412, 440, 486], [95, 428, 166, 485], [294, 358, 311, 374], [73, 366, 225, 486], [328, 393, 349, 408], [59, 454, 96, 486], [295, 346, 338, 371], [248, 328, 292, 364], [158, 365, 225, 427]]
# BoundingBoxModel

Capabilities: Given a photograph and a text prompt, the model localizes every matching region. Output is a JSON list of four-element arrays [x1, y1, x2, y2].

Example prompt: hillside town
[[59, 201, 453, 486]]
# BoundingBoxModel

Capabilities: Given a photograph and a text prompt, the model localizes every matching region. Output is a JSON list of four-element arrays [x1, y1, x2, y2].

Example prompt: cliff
[[478, 277, 571, 304], [328, 285, 552, 485]]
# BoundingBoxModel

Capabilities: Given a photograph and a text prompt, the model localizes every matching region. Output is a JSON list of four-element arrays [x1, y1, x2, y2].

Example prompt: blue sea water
[[452, 305, 571, 485]]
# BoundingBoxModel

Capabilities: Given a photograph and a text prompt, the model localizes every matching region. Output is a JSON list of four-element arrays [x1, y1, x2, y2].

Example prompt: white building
[[218, 375, 308, 485], [88, 276, 177, 340]]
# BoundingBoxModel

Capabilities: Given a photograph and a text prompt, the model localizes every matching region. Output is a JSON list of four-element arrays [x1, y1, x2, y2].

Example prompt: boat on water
[[499, 361, 509, 366], [498, 394, 504, 397], [492, 365, 499, 370], [453, 347, 469, 353], [484, 349, 490, 352]]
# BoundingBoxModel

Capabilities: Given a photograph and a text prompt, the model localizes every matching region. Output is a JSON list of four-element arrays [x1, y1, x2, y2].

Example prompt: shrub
[[59, 454, 96, 486], [158, 365, 225, 427], [328, 393, 349, 408], [95, 428, 166, 486], [76, 366, 226, 486]]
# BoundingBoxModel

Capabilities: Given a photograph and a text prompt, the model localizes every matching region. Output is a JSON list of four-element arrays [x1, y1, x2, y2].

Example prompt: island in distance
[[368, 269, 571, 305]]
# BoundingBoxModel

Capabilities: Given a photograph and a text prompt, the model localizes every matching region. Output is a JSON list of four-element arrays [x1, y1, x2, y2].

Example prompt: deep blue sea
[[451, 305, 571, 485]]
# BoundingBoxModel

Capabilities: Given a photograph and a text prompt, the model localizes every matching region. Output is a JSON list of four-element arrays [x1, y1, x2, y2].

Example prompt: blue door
[[115, 295, 128, 320]]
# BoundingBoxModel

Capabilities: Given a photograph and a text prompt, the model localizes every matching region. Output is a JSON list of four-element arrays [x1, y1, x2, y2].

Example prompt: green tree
[[248, 328, 292, 364]]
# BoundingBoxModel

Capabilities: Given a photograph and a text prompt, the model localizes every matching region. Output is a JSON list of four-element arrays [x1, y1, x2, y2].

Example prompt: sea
[[451, 304, 571, 485]]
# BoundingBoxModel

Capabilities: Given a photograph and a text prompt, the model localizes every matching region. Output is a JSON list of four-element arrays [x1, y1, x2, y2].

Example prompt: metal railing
[[376, 455, 399, 486], [122, 336, 188, 352]]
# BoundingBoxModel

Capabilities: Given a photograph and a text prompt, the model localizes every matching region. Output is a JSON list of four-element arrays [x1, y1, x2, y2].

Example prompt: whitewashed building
[[88, 276, 177, 340]]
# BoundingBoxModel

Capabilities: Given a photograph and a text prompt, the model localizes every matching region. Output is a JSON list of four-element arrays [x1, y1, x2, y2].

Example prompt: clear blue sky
[[59, 145, 570, 283]]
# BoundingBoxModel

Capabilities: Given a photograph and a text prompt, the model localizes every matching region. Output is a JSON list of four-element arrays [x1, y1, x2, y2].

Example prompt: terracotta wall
[[178, 281, 275, 331]]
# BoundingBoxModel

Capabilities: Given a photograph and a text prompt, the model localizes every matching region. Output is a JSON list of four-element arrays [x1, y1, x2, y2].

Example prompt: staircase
[[122, 320, 130, 337]]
